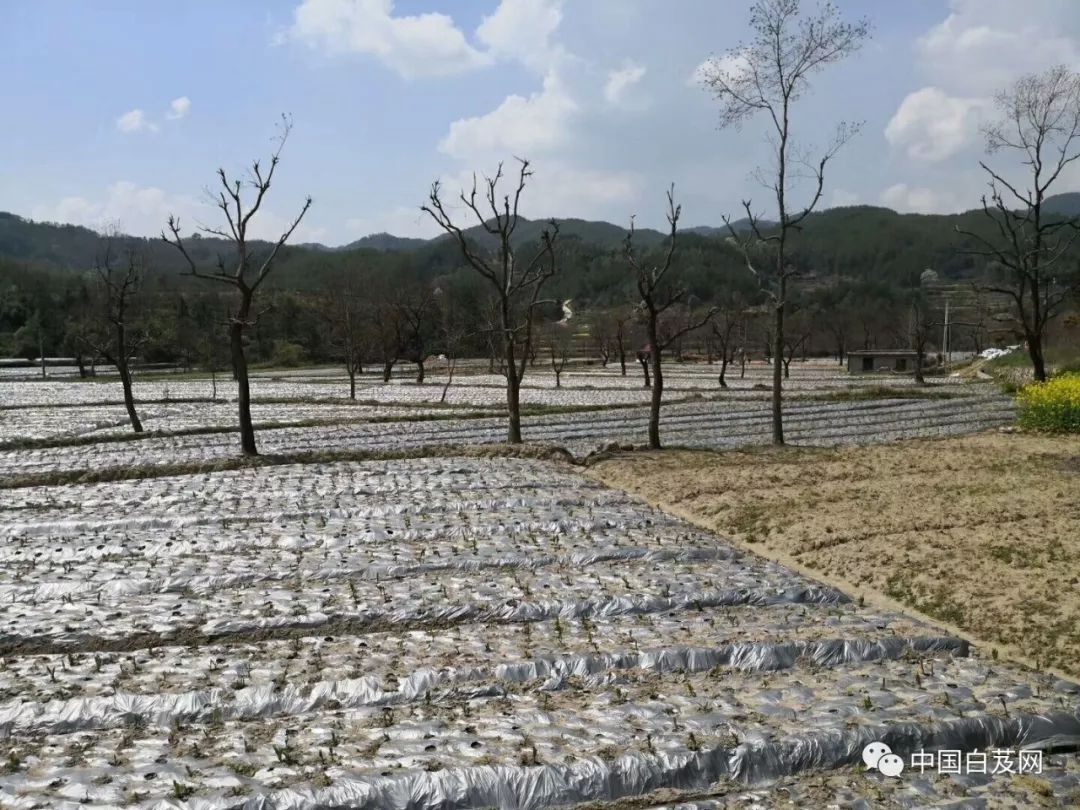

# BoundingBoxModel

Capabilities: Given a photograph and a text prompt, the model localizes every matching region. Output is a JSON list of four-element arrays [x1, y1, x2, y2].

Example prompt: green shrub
[[270, 340, 307, 368]]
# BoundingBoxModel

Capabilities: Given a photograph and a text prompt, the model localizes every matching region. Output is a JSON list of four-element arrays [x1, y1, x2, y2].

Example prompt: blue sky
[[2, 0, 1078, 245]]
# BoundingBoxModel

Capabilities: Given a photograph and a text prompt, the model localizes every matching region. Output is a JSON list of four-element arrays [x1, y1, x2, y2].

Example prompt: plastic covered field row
[[0, 402, 468, 442], [0, 545, 738, 602], [0, 365, 966, 408], [1, 657, 1074, 809], [0, 466, 844, 649], [0, 579, 849, 654], [0, 604, 945, 708], [0, 637, 968, 737], [1, 458, 1076, 808], [216, 710, 1079, 810], [0, 390, 1011, 476]]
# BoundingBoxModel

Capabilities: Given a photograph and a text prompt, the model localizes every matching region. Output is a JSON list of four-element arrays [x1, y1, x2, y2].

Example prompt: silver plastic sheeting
[[0, 545, 736, 604], [192, 710, 1080, 810], [197, 585, 850, 641], [0, 636, 960, 740], [499, 635, 968, 684]]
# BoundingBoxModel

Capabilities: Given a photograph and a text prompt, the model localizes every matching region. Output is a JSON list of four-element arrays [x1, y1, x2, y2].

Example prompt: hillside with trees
[[1, 195, 1077, 373]]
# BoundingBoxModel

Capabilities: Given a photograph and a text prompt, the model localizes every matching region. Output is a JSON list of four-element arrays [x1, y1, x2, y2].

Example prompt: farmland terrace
[[0, 363, 1073, 809], [0, 364, 1012, 483], [0, 457, 1077, 808]]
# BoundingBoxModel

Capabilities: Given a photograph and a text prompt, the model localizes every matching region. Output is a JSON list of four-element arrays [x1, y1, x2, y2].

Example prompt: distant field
[[0, 363, 1013, 483]]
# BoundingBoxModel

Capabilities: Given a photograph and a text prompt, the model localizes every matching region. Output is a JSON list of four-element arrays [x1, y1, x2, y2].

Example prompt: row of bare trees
[[76, 1, 1075, 456]]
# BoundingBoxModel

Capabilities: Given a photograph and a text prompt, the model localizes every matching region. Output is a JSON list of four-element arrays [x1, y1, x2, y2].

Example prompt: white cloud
[[438, 161, 640, 224], [880, 183, 963, 215], [604, 62, 647, 107], [918, 0, 1080, 96], [33, 181, 198, 235], [346, 205, 437, 239], [690, 50, 750, 87], [438, 72, 577, 161], [115, 109, 157, 134], [829, 188, 860, 208], [31, 181, 324, 243], [476, 0, 565, 73], [885, 87, 988, 162], [288, 0, 491, 79], [167, 96, 191, 120]]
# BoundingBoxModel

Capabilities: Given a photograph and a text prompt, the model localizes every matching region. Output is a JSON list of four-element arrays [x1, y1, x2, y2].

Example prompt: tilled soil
[[588, 430, 1080, 680]]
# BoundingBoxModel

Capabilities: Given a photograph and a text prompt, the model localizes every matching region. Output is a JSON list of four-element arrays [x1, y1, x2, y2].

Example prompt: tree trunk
[[718, 354, 728, 388], [416, 359, 425, 384], [914, 352, 925, 385], [619, 350, 627, 376], [647, 319, 663, 450], [639, 354, 650, 387], [1028, 331, 1047, 382], [382, 361, 394, 383], [504, 319, 523, 443], [230, 311, 257, 456], [348, 367, 356, 400], [75, 353, 88, 379], [783, 355, 791, 379], [772, 299, 785, 445], [113, 322, 143, 434], [554, 368, 562, 388], [440, 357, 456, 404], [117, 361, 144, 433]]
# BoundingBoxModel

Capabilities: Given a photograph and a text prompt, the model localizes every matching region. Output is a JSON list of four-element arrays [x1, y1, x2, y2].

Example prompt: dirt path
[[588, 430, 1080, 679]]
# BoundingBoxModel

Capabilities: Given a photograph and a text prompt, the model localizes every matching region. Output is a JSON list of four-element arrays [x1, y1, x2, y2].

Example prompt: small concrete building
[[847, 349, 925, 374]]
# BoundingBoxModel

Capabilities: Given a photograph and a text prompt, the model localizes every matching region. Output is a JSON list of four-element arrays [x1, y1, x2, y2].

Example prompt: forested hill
[[2, 191, 1079, 291]]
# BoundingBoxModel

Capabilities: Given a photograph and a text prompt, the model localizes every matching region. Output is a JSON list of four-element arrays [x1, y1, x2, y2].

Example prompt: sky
[[2, 0, 1079, 246]]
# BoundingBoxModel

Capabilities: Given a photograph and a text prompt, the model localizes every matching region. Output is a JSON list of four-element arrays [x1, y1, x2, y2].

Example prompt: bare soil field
[[588, 431, 1080, 679]]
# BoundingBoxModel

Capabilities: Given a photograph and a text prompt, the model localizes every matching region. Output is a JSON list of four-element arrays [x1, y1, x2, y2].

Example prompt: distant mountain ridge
[[2, 192, 1077, 268]]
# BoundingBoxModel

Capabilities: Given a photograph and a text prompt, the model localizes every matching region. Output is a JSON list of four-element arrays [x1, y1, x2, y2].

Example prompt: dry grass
[[588, 431, 1080, 678]]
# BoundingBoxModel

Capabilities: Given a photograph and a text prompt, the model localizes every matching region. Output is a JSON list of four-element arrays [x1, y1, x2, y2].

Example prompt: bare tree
[[592, 314, 614, 367], [780, 309, 814, 379], [613, 307, 634, 376], [710, 302, 745, 388], [322, 271, 366, 399], [82, 244, 148, 432], [544, 323, 572, 387], [625, 187, 716, 449], [700, 0, 869, 444], [908, 290, 932, 385], [368, 293, 404, 383], [163, 116, 312, 455], [396, 283, 438, 383], [637, 344, 652, 388], [421, 160, 559, 444], [957, 65, 1080, 381], [435, 290, 468, 404]]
